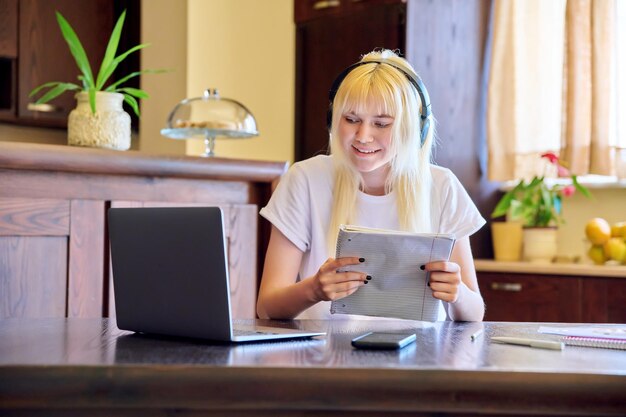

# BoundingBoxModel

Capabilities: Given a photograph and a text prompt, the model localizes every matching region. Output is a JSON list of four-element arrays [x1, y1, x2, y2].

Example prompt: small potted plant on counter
[[29, 10, 165, 150], [491, 152, 592, 263]]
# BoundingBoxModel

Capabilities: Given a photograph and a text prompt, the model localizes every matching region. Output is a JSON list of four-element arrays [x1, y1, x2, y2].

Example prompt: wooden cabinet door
[[581, 278, 626, 323], [0, 197, 106, 318], [295, 1, 406, 161], [17, 0, 114, 127], [479, 272, 583, 322]]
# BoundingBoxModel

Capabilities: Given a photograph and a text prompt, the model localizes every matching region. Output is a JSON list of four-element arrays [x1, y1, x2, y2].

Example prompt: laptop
[[108, 206, 325, 342]]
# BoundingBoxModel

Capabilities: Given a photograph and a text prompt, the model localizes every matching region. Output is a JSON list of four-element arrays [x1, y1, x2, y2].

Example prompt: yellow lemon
[[603, 237, 626, 262], [585, 218, 611, 245], [587, 245, 607, 265], [610, 221, 626, 238]]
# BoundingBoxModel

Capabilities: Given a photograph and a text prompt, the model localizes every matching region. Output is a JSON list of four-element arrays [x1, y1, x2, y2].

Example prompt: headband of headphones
[[327, 59, 432, 147]]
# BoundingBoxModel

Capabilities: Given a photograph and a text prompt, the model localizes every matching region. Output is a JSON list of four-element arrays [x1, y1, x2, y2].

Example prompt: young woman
[[257, 49, 485, 321]]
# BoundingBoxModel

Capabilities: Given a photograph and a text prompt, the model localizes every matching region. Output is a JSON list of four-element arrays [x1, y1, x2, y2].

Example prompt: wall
[[0, 124, 65, 144], [184, 0, 294, 162], [139, 0, 187, 155], [558, 187, 626, 263]]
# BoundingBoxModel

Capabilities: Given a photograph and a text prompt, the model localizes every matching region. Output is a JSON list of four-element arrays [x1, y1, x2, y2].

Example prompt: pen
[[470, 329, 483, 341], [491, 336, 564, 350]]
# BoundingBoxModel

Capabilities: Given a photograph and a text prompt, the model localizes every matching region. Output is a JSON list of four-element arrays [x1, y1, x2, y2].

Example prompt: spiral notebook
[[330, 225, 455, 321], [562, 336, 626, 350], [538, 325, 626, 351]]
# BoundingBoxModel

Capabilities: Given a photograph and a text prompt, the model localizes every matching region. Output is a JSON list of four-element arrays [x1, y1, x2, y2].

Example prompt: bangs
[[336, 66, 401, 118]]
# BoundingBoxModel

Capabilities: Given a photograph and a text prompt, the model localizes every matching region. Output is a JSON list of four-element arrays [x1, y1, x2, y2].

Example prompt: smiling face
[[338, 99, 395, 194]]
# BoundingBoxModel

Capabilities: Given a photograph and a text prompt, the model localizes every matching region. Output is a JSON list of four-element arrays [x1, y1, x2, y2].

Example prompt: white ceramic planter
[[522, 227, 558, 263], [68, 92, 130, 150]]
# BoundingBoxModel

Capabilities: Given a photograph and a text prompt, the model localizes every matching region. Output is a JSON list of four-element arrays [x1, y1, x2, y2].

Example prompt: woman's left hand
[[423, 261, 463, 303]]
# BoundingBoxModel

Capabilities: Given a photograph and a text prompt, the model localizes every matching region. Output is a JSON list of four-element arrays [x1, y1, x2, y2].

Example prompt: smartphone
[[351, 332, 417, 350]]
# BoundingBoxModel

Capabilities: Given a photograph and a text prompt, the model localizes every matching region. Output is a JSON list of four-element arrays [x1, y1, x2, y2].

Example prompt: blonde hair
[[327, 49, 435, 251]]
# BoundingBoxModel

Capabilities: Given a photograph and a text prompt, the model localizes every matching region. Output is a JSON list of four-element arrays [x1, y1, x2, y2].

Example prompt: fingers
[[424, 261, 461, 303], [321, 256, 365, 271], [423, 261, 460, 274], [315, 257, 369, 302]]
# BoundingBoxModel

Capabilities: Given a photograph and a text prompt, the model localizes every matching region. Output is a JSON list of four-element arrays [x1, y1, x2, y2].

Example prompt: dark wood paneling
[[18, 0, 114, 125], [226, 204, 257, 319], [0, 170, 251, 204], [582, 278, 626, 323], [295, 2, 406, 160], [295, 0, 403, 24], [0, 198, 70, 235], [0, 142, 287, 319], [406, 0, 498, 259], [0, 0, 18, 120], [0, 236, 67, 318], [0, 142, 287, 318], [68, 200, 106, 318], [479, 271, 626, 323], [0, 141, 289, 182], [0, 0, 18, 57], [479, 272, 583, 322]]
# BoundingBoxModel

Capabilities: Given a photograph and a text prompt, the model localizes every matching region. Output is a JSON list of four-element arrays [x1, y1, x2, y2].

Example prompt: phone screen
[[351, 332, 417, 350]]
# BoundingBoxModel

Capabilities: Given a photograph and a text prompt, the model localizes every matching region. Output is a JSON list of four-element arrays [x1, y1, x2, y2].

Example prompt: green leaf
[[116, 87, 149, 99], [95, 10, 127, 90], [77, 75, 89, 90], [55, 12, 94, 88], [123, 93, 140, 117], [30, 82, 63, 98], [98, 43, 150, 90], [105, 69, 169, 91], [491, 191, 515, 218], [89, 88, 96, 114], [34, 83, 81, 104], [572, 175, 593, 198], [491, 180, 526, 218]]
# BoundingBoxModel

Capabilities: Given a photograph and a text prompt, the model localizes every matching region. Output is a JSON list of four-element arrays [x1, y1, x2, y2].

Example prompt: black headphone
[[327, 59, 432, 147]]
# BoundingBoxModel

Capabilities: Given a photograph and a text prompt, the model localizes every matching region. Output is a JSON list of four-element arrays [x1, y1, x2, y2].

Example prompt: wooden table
[[1, 318, 625, 416]]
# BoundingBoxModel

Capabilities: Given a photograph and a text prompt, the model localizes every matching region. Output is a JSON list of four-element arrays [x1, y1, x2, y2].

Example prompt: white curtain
[[487, 0, 624, 181]]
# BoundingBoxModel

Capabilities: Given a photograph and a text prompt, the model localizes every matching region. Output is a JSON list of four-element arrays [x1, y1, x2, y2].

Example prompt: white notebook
[[330, 225, 455, 321]]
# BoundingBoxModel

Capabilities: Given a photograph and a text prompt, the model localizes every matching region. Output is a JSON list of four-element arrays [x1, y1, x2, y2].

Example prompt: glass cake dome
[[161, 88, 259, 157]]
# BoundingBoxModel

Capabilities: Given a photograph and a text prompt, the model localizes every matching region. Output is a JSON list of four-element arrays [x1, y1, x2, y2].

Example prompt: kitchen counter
[[0, 142, 288, 319], [475, 259, 626, 278]]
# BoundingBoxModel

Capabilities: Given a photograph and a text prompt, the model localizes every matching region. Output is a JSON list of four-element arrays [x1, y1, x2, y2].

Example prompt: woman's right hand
[[311, 257, 369, 302]]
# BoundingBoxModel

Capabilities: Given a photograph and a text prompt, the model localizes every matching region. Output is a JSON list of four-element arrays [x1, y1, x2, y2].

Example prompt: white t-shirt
[[260, 155, 485, 321]]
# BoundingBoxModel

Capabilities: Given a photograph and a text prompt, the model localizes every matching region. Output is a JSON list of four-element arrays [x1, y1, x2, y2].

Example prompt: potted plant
[[491, 152, 592, 262], [29, 10, 163, 150]]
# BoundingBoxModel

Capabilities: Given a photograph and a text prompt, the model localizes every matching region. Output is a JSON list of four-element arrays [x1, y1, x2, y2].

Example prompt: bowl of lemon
[[585, 218, 626, 265]]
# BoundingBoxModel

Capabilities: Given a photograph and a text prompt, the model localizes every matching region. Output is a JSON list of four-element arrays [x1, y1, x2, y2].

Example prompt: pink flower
[[557, 165, 570, 177], [561, 185, 575, 197], [541, 152, 559, 164]]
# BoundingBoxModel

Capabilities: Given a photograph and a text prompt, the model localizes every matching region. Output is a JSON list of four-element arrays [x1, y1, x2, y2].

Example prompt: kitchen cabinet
[[0, 0, 139, 128], [0, 142, 287, 319], [294, 0, 406, 161], [479, 272, 626, 323], [294, 0, 501, 258]]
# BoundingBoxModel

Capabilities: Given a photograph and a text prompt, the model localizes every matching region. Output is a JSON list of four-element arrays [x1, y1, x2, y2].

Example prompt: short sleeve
[[437, 170, 486, 240], [259, 164, 312, 252]]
